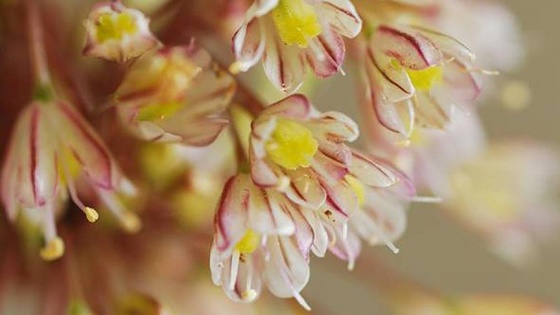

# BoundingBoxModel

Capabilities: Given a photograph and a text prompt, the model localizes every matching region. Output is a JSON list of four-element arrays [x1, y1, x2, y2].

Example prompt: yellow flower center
[[405, 65, 443, 91], [265, 118, 318, 170], [96, 12, 138, 43], [235, 230, 261, 254], [272, 0, 322, 47], [345, 175, 365, 206]]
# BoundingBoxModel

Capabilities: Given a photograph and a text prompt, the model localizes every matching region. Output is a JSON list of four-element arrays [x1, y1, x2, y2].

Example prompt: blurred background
[[306, 1, 560, 313]]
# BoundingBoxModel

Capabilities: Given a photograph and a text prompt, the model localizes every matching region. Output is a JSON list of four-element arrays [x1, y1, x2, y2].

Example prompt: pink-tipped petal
[[7, 105, 58, 210], [349, 151, 401, 188], [264, 235, 310, 299], [374, 24, 443, 70], [306, 28, 345, 77], [214, 175, 251, 252], [232, 17, 266, 72], [284, 167, 327, 209], [248, 189, 295, 235], [319, 0, 362, 38], [442, 59, 482, 103], [51, 101, 116, 190], [366, 49, 414, 103], [261, 94, 313, 120], [262, 23, 306, 93]]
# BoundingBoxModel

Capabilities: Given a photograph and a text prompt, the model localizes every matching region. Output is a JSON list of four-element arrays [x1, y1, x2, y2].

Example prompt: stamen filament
[[62, 161, 99, 223], [40, 203, 65, 261], [229, 251, 241, 291]]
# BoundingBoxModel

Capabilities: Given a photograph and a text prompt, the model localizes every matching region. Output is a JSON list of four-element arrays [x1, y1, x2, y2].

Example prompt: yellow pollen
[[235, 230, 261, 254], [272, 0, 322, 47], [40, 237, 65, 261], [96, 12, 138, 43], [406, 65, 443, 91], [84, 207, 99, 223], [345, 175, 365, 206], [265, 118, 318, 170]]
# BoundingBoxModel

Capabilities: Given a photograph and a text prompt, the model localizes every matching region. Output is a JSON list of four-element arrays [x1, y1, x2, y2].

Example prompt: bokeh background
[[305, 1, 560, 313]]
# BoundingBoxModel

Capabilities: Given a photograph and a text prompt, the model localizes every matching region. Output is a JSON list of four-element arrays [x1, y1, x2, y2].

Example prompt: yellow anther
[[265, 118, 318, 170], [345, 175, 365, 206], [84, 207, 99, 223], [241, 289, 258, 302], [406, 65, 443, 91], [272, 0, 322, 47], [40, 237, 65, 261], [235, 230, 261, 254], [121, 212, 142, 233], [229, 61, 244, 74], [96, 12, 138, 43]]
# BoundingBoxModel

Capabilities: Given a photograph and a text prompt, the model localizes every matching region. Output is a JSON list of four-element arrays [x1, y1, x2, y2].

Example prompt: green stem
[[27, 0, 54, 101]]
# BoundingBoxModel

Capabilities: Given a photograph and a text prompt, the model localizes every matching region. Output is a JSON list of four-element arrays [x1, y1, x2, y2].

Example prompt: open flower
[[83, 0, 158, 62], [115, 45, 235, 145], [210, 174, 313, 309], [231, 0, 362, 92], [364, 24, 482, 137], [249, 94, 404, 227], [1, 99, 137, 261]]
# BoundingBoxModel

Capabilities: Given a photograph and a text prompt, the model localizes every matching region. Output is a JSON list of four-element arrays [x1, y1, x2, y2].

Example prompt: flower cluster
[[211, 95, 411, 307]]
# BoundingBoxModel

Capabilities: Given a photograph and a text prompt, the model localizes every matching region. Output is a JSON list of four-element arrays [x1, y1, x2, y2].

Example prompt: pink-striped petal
[[284, 167, 326, 209], [319, 0, 362, 38], [247, 188, 295, 235], [374, 24, 443, 70], [51, 101, 117, 190], [232, 17, 266, 72], [413, 92, 452, 130], [349, 150, 401, 188], [328, 226, 361, 269], [262, 21, 306, 93], [301, 208, 331, 257], [366, 48, 414, 102], [7, 104, 59, 210], [261, 94, 313, 120], [214, 175, 251, 252], [442, 59, 482, 103], [264, 235, 310, 299], [306, 28, 345, 77]]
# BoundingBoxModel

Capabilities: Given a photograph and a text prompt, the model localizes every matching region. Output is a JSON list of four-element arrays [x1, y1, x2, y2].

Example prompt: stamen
[[412, 196, 443, 203], [365, 217, 400, 254], [229, 61, 245, 74], [62, 161, 99, 223], [121, 211, 141, 233], [40, 237, 65, 261], [241, 289, 258, 302], [40, 203, 64, 261], [229, 251, 241, 291], [97, 189, 141, 233]]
